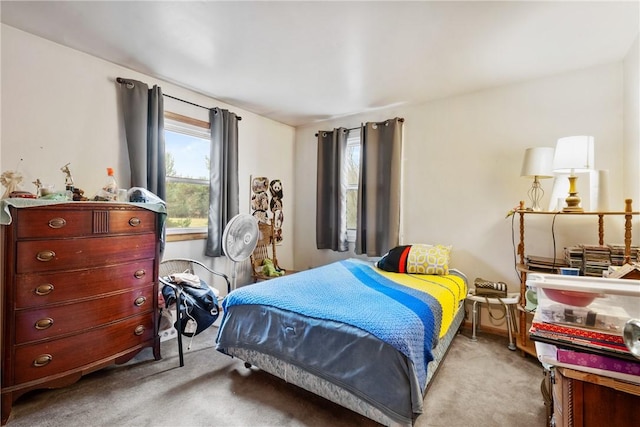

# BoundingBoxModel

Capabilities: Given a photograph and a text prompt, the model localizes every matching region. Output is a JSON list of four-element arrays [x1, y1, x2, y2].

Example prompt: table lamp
[[520, 147, 554, 211], [553, 136, 594, 212]]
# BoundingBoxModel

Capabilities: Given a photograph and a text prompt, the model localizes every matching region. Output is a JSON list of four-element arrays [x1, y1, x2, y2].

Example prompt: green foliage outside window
[[165, 151, 209, 229], [165, 181, 209, 228], [346, 141, 360, 230]]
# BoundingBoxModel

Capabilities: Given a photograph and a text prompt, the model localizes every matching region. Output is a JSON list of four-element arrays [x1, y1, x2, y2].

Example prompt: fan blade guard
[[222, 214, 259, 262]]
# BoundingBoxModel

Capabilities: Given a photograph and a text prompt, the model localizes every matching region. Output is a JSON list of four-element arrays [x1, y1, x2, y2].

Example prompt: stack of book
[[525, 255, 567, 273], [608, 243, 639, 266], [530, 320, 640, 375], [582, 244, 612, 277], [530, 245, 639, 277], [564, 245, 584, 270], [530, 320, 633, 358]]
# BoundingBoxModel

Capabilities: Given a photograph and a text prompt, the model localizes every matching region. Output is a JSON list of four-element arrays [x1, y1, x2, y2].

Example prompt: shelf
[[516, 210, 639, 216], [516, 342, 537, 358], [516, 307, 537, 358], [514, 199, 637, 360]]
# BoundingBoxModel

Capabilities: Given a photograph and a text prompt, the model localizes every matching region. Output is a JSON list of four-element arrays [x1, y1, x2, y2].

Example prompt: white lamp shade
[[553, 136, 595, 173], [520, 147, 555, 178]]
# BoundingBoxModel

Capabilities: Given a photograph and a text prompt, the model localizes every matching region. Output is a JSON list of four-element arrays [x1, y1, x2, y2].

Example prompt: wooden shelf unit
[[515, 199, 638, 357]]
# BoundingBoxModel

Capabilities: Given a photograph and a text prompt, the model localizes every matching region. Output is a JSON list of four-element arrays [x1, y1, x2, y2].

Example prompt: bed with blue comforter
[[215, 258, 468, 426]]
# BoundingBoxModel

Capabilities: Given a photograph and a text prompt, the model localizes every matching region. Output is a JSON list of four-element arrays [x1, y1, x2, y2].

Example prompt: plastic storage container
[[528, 273, 640, 383], [526, 273, 640, 334]]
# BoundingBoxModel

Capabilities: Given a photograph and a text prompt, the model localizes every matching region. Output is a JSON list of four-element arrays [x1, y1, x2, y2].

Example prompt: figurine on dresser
[[0, 170, 24, 198]]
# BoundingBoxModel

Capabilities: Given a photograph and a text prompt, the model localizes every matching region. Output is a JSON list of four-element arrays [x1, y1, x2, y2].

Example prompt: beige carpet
[[6, 326, 546, 426]]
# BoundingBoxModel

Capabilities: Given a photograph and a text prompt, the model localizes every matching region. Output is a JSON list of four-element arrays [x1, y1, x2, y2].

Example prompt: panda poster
[[250, 176, 284, 243]]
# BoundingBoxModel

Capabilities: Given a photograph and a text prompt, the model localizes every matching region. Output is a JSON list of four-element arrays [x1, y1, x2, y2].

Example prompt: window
[[345, 128, 361, 242], [164, 112, 210, 234]]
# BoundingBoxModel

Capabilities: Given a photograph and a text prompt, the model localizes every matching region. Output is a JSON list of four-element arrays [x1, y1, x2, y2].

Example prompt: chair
[[466, 291, 520, 351], [250, 221, 283, 282], [158, 258, 230, 366], [159, 258, 231, 296]]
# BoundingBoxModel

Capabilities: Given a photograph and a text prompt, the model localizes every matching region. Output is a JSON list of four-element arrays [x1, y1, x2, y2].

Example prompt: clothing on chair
[[161, 277, 219, 337]]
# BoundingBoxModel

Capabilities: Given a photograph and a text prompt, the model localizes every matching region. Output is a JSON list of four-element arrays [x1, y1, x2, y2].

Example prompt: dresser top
[[0, 199, 166, 225]]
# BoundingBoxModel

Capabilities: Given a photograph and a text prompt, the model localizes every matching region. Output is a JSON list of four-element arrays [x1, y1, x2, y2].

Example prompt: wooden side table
[[552, 367, 640, 427]]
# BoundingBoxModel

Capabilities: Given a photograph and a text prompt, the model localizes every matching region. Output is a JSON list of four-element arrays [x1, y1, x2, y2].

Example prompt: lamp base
[[563, 194, 583, 212], [562, 175, 584, 213], [527, 177, 545, 212], [562, 206, 584, 213]]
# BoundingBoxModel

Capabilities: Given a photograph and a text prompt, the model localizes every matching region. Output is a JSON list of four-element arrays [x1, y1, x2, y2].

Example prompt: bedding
[[215, 258, 467, 426], [377, 244, 452, 275]]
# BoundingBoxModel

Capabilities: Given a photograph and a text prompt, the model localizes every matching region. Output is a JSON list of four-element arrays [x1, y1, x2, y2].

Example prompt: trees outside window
[[345, 129, 360, 241], [164, 115, 210, 232]]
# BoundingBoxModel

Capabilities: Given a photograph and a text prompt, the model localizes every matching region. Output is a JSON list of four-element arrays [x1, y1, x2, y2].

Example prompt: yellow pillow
[[406, 244, 451, 275], [376, 244, 451, 275]]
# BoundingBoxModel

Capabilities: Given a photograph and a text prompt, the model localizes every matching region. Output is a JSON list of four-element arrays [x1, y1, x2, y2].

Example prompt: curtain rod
[[315, 118, 404, 137], [116, 77, 242, 120]]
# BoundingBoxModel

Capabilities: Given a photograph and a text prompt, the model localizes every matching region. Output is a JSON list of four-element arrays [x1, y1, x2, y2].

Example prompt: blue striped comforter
[[221, 259, 442, 389]]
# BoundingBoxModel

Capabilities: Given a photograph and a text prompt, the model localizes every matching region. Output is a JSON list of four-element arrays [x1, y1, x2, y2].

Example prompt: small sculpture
[[0, 170, 24, 199], [60, 163, 74, 191], [32, 178, 42, 196]]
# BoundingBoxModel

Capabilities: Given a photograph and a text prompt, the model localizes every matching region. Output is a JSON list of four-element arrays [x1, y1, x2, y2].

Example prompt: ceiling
[[1, 1, 638, 127]]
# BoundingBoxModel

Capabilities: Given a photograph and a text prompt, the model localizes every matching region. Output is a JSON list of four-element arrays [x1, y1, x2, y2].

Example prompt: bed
[[215, 255, 468, 426]]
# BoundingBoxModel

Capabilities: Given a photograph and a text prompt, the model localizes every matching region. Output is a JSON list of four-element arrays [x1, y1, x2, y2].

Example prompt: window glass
[[346, 129, 361, 236], [164, 118, 210, 232]]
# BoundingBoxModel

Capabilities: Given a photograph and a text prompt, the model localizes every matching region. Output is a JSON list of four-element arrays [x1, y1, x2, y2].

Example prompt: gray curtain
[[118, 78, 166, 201], [316, 128, 349, 251], [205, 107, 240, 257], [355, 118, 404, 256]]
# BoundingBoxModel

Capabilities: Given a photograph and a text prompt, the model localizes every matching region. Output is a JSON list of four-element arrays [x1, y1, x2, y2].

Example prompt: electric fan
[[222, 213, 259, 290]]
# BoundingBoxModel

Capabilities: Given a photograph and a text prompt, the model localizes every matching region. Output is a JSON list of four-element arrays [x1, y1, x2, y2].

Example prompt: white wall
[[294, 62, 632, 287], [0, 25, 296, 290], [3, 24, 637, 293], [624, 36, 640, 211]]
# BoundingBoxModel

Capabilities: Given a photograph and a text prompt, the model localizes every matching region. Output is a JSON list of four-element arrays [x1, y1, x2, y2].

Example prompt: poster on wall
[[250, 176, 284, 244]]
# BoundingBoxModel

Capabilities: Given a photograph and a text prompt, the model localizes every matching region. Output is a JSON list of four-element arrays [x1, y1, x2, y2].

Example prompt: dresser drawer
[[15, 206, 156, 239], [13, 314, 155, 384], [15, 285, 155, 344], [15, 260, 154, 309], [16, 233, 157, 273]]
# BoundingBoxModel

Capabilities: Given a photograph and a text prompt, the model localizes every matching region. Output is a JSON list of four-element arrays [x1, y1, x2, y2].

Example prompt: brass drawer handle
[[35, 318, 54, 330], [36, 250, 56, 262], [134, 270, 146, 279], [48, 217, 67, 229], [134, 296, 147, 307], [33, 354, 52, 367], [129, 217, 142, 227], [134, 325, 145, 336], [35, 283, 55, 296]]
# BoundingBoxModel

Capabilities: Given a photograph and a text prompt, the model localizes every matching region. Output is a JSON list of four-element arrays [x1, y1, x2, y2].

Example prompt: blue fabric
[[222, 259, 442, 389]]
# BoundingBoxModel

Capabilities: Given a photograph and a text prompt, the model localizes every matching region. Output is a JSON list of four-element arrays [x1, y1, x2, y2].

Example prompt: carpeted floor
[[6, 326, 547, 426]]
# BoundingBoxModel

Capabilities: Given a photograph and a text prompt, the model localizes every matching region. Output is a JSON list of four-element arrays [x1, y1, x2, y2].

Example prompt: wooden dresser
[[1, 202, 163, 425], [550, 367, 640, 427]]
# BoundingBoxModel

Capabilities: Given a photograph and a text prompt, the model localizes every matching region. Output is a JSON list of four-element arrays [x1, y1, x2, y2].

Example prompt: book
[[532, 321, 625, 346], [556, 348, 640, 377], [529, 322, 638, 362], [525, 255, 567, 272]]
